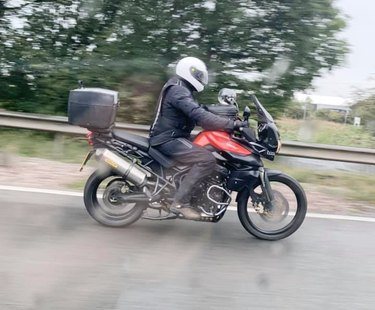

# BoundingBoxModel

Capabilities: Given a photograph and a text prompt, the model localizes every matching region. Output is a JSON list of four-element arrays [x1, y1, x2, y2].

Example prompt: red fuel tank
[[194, 131, 251, 156]]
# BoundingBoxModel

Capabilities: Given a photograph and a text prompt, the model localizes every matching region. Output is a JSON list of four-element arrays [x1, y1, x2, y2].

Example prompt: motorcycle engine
[[190, 172, 231, 220]]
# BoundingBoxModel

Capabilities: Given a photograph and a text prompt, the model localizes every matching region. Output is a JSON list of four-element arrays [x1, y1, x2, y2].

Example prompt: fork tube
[[259, 167, 274, 203]]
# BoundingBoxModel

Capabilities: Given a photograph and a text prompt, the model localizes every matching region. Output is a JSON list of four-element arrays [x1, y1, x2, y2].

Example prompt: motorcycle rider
[[149, 56, 247, 220]]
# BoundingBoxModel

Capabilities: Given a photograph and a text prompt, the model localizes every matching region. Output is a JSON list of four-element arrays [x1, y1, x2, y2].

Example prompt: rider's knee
[[200, 151, 216, 168]]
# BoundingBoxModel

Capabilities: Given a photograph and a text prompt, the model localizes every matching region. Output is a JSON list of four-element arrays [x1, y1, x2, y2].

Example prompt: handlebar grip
[[234, 120, 249, 130]]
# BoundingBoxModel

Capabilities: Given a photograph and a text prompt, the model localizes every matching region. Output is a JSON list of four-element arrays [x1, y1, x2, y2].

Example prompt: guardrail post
[[0, 148, 12, 167], [53, 133, 65, 160], [0, 151, 9, 167]]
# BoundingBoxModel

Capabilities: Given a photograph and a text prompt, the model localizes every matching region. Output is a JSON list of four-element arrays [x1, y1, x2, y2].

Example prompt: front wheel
[[237, 173, 307, 241], [84, 169, 145, 227]]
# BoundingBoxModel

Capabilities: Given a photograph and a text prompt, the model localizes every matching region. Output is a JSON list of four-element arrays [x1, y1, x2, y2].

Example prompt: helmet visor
[[192, 68, 208, 85]]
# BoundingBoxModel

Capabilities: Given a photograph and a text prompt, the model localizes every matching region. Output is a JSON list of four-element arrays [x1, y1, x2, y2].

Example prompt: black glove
[[200, 104, 209, 111], [233, 120, 249, 130]]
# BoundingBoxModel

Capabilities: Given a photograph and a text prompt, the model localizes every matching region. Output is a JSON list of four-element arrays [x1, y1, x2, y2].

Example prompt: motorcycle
[[68, 88, 307, 241]]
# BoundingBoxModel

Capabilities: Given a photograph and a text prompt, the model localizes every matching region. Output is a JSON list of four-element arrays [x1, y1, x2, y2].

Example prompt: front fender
[[264, 169, 282, 177], [234, 168, 282, 203]]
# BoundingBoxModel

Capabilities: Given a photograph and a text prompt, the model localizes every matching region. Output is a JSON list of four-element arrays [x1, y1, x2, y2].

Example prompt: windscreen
[[250, 95, 274, 123]]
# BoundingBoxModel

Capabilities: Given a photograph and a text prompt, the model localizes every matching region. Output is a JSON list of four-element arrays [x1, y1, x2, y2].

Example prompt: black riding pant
[[155, 138, 216, 204]]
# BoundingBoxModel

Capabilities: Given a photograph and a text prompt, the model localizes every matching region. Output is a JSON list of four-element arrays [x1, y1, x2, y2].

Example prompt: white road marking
[[229, 207, 375, 223], [0, 185, 83, 196], [306, 212, 375, 223], [1, 185, 375, 223]]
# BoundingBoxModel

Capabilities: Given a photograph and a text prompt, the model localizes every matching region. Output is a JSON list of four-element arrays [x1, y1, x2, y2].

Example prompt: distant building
[[294, 93, 352, 113]]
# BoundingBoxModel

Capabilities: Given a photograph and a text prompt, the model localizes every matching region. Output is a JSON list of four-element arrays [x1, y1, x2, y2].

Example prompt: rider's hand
[[233, 120, 249, 130], [200, 104, 209, 111]]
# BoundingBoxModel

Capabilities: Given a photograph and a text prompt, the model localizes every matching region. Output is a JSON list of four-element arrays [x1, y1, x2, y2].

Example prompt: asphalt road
[[1, 189, 374, 310]]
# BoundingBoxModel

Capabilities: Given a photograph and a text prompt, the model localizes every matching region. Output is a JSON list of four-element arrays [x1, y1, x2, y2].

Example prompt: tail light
[[86, 131, 94, 146]]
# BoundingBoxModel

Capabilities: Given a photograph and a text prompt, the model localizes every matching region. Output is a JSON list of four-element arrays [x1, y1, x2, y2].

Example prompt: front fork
[[260, 167, 274, 201], [259, 167, 277, 211]]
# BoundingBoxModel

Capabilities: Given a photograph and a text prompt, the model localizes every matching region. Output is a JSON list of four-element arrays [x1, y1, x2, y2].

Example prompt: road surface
[[0, 188, 374, 310]]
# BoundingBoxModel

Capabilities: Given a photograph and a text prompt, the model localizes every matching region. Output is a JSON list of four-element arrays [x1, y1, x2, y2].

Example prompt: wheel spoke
[[248, 181, 297, 233]]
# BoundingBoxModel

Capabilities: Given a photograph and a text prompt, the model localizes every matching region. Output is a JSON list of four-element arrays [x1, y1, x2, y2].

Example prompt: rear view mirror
[[243, 106, 251, 121]]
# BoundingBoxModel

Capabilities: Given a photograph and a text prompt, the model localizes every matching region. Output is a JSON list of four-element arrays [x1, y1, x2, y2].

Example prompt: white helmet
[[175, 57, 208, 92]]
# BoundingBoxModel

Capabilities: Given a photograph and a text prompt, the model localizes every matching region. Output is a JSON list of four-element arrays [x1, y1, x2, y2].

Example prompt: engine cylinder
[[96, 149, 151, 186]]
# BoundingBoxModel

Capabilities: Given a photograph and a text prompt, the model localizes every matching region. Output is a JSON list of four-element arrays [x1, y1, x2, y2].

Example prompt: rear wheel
[[237, 173, 307, 240], [84, 170, 145, 227]]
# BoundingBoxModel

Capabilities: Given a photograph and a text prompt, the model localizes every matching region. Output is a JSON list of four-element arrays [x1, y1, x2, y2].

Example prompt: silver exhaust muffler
[[96, 149, 151, 186]]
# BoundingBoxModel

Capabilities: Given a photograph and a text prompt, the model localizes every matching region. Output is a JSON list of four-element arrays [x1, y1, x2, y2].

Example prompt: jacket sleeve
[[170, 86, 234, 131]]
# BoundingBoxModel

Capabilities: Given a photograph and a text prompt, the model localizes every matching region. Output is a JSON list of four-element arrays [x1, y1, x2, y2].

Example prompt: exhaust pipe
[[96, 149, 151, 186]]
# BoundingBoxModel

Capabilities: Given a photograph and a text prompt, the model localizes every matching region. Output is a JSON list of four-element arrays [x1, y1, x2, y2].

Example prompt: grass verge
[[0, 128, 89, 163], [276, 118, 375, 148], [266, 161, 375, 205]]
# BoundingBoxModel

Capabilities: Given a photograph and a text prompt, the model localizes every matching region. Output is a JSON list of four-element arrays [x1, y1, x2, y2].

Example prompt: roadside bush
[[365, 120, 375, 135], [351, 95, 375, 133], [283, 101, 311, 119], [314, 109, 346, 123]]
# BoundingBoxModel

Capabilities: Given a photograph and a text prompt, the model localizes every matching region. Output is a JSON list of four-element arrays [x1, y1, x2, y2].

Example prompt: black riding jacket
[[149, 77, 234, 146]]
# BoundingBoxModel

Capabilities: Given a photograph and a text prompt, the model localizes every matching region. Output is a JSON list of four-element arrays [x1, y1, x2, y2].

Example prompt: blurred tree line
[[0, 0, 347, 124]]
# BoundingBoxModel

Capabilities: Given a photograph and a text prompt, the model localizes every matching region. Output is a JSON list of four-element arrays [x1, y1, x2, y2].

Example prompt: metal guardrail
[[1, 110, 374, 165]]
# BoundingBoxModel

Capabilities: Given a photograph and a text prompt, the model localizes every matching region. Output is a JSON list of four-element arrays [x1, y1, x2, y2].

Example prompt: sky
[[311, 0, 375, 99]]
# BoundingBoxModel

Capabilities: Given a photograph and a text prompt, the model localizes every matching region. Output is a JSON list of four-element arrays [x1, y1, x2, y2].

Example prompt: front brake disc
[[260, 190, 289, 222]]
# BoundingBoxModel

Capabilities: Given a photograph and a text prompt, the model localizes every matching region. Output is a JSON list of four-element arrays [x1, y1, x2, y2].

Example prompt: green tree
[[1, 0, 348, 123]]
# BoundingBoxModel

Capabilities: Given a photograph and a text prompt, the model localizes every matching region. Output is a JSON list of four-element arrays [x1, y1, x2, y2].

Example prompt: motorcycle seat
[[112, 129, 177, 169], [112, 129, 149, 151], [148, 147, 176, 169]]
